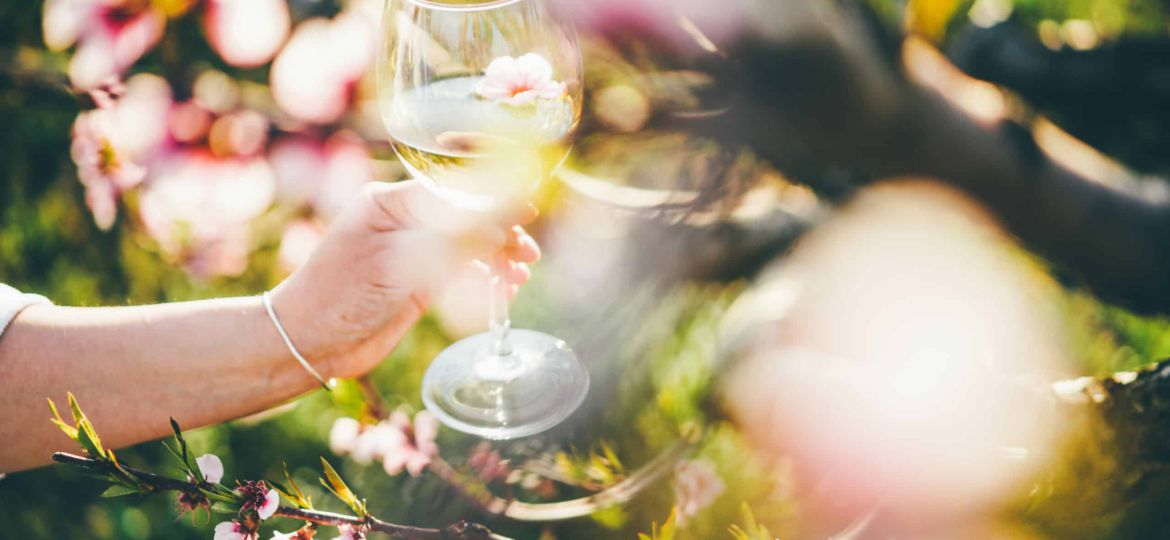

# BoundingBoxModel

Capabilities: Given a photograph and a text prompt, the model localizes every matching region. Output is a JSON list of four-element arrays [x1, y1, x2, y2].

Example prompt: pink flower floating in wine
[[475, 53, 567, 107]]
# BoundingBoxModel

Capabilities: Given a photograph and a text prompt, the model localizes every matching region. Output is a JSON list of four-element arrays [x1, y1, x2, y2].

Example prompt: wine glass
[[377, 0, 589, 439]]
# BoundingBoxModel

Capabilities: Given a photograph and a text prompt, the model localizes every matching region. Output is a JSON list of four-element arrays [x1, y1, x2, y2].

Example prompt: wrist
[[263, 284, 337, 388]]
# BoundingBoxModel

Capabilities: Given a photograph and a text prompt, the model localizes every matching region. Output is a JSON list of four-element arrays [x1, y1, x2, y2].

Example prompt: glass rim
[[402, 0, 525, 12]]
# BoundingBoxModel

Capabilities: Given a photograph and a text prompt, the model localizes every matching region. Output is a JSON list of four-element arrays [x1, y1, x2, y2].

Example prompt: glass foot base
[[422, 329, 589, 440]]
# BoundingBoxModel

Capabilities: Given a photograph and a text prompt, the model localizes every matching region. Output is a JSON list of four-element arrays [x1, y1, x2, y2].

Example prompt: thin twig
[[51, 452, 512, 540]]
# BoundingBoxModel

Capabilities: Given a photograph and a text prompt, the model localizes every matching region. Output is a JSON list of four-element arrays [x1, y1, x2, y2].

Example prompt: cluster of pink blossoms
[[329, 409, 439, 477], [195, 453, 366, 540], [47, 0, 379, 279]]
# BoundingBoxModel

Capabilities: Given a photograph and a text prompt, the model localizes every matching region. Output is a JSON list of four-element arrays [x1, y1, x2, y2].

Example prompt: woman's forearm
[[0, 297, 322, 472]]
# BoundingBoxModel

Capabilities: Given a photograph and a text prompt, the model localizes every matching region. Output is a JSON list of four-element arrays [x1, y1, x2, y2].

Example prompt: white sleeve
[[0, 283, 51, 337]]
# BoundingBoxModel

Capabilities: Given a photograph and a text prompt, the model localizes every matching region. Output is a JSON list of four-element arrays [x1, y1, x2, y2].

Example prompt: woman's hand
[[269, 180, 541, 380]]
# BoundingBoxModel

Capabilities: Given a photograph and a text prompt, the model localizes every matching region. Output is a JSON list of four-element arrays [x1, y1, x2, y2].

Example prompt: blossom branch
[[51, 452, 513, 540]]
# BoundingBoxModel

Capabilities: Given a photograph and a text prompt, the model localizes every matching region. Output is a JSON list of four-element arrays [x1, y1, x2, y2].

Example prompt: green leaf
[[728, 503, 774, 540], [600, 440, 624, 474], [169, 417, 194, 474], [162, 441, 186, 467], [658, 508, 676, 540], [319, 458, 364, 516], [589, 504, 629, 530], [47, 398, 78, 440], [200, 487, 241, 504], [281, 463, 310, 508], [101, 485, 141, 498], [67, 392, 85, 424], [210, 502, 239, 514], [75, 419, 106, 459]]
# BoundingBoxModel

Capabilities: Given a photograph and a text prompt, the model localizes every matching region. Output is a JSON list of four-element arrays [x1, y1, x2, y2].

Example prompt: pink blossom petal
[[271, 14, 371, 125], [412, 411, 439, 457], [69, 37, 118, 90], [328, 417, 361, 456], [387, 410, 411, 431], [258, 488, 280, 520], [84, 178, 118, 230], [382, 449, 408, 476], [317, 132, 372, 220], [404, 452, 431, 477], [214, 521, 249, 540], [502, 90, 540, 107], [269, 136, 325, 206], [109, 74, 172, 169], [352, 423, 406, 464], [108, 8, 165, 72], [43, 0, 94, 51], [204, 0, 290, 68], [514, 53, 553, 83], [475, 84, 513, 101], [195, 454, 225, 484]]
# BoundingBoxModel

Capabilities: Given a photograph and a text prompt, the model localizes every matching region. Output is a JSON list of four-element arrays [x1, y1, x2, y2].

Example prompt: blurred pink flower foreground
[[43, 0, 166, 89]]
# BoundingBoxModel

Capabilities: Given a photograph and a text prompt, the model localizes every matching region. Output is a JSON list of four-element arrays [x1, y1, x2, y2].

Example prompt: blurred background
[[6, 0, 1170, 538]]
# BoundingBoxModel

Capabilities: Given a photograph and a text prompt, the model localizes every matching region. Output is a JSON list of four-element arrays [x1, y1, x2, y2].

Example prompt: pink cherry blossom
[[43, 0, 167, 89], [235, 480, 280, 521], [331, 410, 439, 477], [195, 454, 224, 483], [214, 520, 258, 540], [139, 148, 275, 278], [332, 524, 365, 540], [259, 488, 280, 520], [270, 7, 375, 125], [672, 459, 725, 525], [329, 416, 362, 456], [467, 442, 509, 483], [269, 132, 372, 221], [475, 54, 567, 107], [381, 410, 439, 477], [203, 0, 290, 68], [270, 527, 314, 540], [349, 422, 400, 466], [70, 73, 172, 229]]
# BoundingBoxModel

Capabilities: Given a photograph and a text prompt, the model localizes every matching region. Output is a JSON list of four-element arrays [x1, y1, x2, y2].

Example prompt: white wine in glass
[[378, 0, 588, 439]]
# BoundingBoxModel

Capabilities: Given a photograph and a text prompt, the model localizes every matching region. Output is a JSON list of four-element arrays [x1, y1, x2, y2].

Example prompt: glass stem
[[488, 255, 513, 357]]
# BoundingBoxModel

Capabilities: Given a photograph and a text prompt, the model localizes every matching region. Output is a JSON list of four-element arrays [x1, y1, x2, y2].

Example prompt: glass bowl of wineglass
[[377, 0, 588, 439]]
